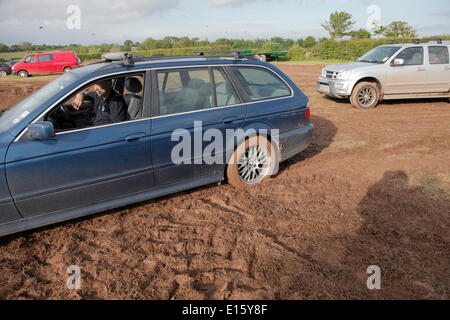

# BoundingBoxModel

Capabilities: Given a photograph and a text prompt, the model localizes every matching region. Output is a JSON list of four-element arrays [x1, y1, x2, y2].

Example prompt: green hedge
[[288, 37, 450, 62], [309, 39, 390, 61]]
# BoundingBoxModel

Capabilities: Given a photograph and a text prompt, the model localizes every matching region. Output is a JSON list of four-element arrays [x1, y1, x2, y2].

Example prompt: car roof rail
[[87, 50, 256, 70], [388, 38, 444, 45], [194, 50, 253, 59]]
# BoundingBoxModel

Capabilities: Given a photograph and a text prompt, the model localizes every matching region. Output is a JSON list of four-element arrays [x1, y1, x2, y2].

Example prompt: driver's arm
[[72, 91, 96, 110]]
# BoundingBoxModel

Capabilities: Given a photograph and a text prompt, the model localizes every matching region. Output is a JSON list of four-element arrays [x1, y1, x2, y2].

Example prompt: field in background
[[0, 51, 27, 61]]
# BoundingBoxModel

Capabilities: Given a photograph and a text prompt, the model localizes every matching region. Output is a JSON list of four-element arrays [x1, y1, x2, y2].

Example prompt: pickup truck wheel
[[226, 135, 276, 188], [350, 82, 380, 109], [0, 71, 7, 77], [63, 67, 72, 72], [18, 70, 28, 78]]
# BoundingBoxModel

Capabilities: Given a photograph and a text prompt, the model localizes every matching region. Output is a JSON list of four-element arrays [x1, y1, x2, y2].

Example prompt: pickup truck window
[[395, 47, 424, 66], [357, 46, 400, 64], [429, 46, 449, 64]]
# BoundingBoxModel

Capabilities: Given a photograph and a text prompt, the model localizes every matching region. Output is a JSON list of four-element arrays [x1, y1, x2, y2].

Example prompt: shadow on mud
[[285, 170, 449, 299], [339, 170, 449, 298]]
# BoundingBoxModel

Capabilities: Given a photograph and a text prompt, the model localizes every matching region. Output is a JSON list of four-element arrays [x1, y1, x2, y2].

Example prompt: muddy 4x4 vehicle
[[317, 40, 450, 109]]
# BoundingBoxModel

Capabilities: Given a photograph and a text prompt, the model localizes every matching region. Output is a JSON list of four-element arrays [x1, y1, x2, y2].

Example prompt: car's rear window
[[231, 67, 291, 102], [429, 46, 449, 64]]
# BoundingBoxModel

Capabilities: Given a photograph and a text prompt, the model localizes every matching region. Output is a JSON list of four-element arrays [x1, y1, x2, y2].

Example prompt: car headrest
[[216, 82, 232, 95], [125, 77, 142, 94], [187, 79, 205, 89]]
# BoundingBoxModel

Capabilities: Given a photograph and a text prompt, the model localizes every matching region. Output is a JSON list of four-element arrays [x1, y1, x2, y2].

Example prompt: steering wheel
[[59, 104, 77, 127]]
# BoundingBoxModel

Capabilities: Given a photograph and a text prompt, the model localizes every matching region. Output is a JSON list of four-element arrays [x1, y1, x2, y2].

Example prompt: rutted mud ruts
[[0, 81, 48, 110]]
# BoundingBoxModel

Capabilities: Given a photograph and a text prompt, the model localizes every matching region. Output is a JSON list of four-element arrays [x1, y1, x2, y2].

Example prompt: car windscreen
[[0, 72, 81, 133], [357, 46, 401, 64]]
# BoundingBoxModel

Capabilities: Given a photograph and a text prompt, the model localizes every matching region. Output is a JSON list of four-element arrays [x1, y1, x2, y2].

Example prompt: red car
[[12, 51, 80, 78]]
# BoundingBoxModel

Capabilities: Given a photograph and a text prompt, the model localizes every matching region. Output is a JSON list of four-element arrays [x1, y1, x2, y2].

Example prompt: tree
[[19, 41, 32, 51], [322, 11, 355, 40], [0, 43, 9, 52], [123, 40, 133, 50], [347, 28, 372, 39], [382, 21, 416, 38], [304, 36, 317, 48]]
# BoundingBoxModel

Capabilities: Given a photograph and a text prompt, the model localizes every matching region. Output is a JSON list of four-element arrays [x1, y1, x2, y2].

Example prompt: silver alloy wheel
[[357, 86, 376, 108], [18, 71, 27, 78], [0, 71, 7, 77], [237, 145, 271, 184]]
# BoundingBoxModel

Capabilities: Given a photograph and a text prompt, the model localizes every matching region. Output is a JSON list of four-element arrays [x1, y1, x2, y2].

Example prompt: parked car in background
[[0, 51, 313, 236], [317, 40, 450, 109], [12, 51, 80, 78], [0, 62, 12, 77]]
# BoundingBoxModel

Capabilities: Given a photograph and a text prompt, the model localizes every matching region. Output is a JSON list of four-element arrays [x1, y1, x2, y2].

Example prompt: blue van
[[0, 52, 314, 236]]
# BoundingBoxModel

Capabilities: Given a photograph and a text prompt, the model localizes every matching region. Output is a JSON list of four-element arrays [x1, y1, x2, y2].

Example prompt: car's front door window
[[395, 47, 424, 66], [41, 73, 145, 133]]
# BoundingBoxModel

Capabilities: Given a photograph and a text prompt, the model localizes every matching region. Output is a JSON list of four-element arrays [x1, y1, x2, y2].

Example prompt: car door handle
[[417, 67, 426, 72], [223, 116, 238, 124], [125, 133, 146, 142]]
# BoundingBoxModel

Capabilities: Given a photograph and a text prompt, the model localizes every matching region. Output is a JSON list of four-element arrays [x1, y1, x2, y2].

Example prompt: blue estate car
[[0, 52, 314, 237]]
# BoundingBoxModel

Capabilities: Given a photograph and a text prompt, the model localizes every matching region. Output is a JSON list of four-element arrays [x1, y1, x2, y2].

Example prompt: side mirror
[[27, 121, 55, 140], [392, 58, 405, 66]]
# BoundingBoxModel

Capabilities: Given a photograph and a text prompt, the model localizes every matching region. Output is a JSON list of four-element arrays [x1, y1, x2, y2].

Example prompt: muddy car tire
[[18, 70, 28, 78], [226, 135, 276, 188], [350, 81, 380, 109]]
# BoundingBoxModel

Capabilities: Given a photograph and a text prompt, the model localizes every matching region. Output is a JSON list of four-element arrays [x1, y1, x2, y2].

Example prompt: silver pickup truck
[[317, 41, 450, 109]]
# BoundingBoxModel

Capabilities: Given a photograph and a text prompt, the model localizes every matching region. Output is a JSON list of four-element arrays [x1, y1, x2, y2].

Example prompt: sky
[[0, 0, 448, 45]]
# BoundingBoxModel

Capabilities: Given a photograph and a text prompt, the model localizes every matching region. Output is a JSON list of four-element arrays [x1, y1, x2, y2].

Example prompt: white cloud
[[0, 0, 182, 27]]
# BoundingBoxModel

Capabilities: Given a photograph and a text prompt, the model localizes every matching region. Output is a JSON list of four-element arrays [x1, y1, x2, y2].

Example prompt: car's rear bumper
[[317, 77, 355, 98], [279, 123, 315, 162]]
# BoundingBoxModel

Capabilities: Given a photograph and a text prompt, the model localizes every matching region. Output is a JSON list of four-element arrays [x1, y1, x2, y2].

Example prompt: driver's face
[[93, 80, 112, 98]]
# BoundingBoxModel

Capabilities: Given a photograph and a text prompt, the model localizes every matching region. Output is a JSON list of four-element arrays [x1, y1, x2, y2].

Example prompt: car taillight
[[305, 106, 311, 119]]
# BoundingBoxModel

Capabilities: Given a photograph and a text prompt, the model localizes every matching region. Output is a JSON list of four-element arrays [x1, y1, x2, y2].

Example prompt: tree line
[[0, 11, 434, 57]]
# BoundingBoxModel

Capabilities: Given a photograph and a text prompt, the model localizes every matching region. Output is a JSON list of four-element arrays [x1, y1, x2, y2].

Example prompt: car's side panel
[[0, 173, 222, 238], [0, 133, 21, 223], [6, 120, 153, 218], [0, 164, 22, 224]]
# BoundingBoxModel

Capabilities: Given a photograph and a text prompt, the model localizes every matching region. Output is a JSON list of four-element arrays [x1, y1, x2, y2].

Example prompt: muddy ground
[[0, 64, 448, 300]]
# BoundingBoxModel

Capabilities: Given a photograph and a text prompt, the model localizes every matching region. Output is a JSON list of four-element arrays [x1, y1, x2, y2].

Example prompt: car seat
[[216, 82, 237, 106], [124, 77, 143, 120]]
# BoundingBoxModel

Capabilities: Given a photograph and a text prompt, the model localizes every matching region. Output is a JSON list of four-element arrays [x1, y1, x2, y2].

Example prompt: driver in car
[[72, 79, 127, 126]]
